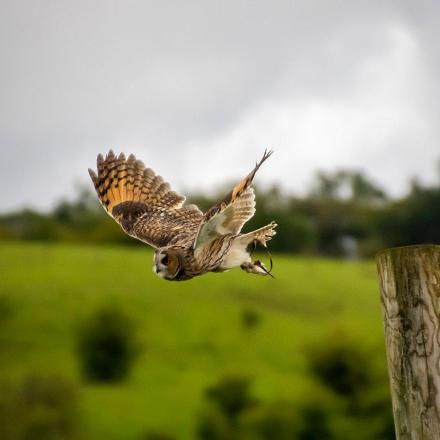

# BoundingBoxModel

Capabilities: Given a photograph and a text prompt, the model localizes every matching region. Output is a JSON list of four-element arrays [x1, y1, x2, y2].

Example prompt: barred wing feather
[[194, 150, 272, 250], [88, 150, 203, 248]]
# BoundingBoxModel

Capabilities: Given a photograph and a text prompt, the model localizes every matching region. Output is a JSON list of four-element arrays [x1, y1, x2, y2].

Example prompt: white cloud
[[183, 22, 437, 197], [0, 2, 439, 211]]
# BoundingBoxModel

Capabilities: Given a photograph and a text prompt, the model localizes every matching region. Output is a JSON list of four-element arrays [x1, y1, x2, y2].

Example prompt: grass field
[[0, 242, 390, 439]]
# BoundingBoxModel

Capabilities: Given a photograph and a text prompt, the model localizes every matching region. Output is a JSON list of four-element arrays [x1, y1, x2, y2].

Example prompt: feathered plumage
[[88, 150, 277, 281]]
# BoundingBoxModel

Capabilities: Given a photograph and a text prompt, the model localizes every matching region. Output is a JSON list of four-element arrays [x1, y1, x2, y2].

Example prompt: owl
[[88, 150, 277, 281]]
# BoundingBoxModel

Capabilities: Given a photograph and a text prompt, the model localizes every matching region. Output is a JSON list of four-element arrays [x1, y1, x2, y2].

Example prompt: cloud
[[0, 1, 439, 211], [184, 22, 437, 196]]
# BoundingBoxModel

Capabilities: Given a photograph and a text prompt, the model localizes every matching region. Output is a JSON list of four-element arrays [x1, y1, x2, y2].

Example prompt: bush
[[0, 295, 13, 324], [0, 374, 78, 440], [197, 407, 233, 440], [18, 374, 78, 440], [240, 308, 262, 330], [0, 382, 20, 439], [304, 333, 395, 439], [239, 385, 341, 440], [77, 305, 139, 382], [142, 431, 175, 440], [205, 375, 256, 423], [305, 334, 370, 400], [239, 402, 301, 440], [297, 396, 337, 440]]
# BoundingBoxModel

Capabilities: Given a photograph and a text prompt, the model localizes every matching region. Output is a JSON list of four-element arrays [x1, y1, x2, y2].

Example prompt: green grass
[[0, 242, 387, 439]]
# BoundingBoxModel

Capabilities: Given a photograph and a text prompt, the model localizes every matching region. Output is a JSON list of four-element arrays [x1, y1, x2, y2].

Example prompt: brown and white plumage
[[88, 150, 277, 281]]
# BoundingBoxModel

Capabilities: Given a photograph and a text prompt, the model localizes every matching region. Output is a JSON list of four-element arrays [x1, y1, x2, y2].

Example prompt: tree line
[[1, 168, 439, 257]]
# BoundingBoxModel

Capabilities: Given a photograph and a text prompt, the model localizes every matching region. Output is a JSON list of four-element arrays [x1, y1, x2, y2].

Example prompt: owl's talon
[[240, 260, 275, 278], [254, 260, 275, 278]]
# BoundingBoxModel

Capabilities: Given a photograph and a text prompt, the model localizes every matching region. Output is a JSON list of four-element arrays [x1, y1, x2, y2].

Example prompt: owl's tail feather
[[88, 150, 185, 216]]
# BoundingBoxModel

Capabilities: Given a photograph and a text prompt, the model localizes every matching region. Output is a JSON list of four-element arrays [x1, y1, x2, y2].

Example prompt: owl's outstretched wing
[[88, 151, 203, 248], [194, 150, 273, 250]]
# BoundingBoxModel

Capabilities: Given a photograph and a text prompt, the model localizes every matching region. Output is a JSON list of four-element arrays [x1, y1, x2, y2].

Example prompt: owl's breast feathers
[[172, 234, 236, 281]]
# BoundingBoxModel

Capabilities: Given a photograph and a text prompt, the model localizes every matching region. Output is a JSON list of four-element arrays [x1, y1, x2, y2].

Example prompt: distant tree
[[2, 163, 439, 259], [0, 210, 60, 241], [310, 171, 345, 200], [309, 170, 386, 204], [375, 184, 440, 248], [349, 172, 387, 204]]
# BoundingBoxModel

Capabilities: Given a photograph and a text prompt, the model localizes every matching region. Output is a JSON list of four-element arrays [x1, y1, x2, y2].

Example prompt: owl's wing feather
[[194, 149, 273, 250], [89, 150, 203, 248]]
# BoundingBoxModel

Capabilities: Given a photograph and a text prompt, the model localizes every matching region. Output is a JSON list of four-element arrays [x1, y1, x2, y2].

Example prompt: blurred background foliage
[[2, 0, 439, 436], [1, 237, 394, 439], [3, 166, 438, 438], [77, 306, 140, 383], [1, 167, 439, 258]]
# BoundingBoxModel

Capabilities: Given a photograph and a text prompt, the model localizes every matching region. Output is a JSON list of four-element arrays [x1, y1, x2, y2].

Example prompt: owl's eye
[[161, 255, 169, 265]]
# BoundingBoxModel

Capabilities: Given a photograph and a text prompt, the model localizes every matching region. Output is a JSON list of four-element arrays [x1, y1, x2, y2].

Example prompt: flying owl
[[88, 150, 277, 281]]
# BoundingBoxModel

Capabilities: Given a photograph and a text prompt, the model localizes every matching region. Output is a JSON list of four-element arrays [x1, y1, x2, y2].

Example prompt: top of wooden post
[[376, 244, 440, 260]]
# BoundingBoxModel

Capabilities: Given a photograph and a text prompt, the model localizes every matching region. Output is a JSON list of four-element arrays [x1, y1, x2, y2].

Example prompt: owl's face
[[153, 248, 183, 280]]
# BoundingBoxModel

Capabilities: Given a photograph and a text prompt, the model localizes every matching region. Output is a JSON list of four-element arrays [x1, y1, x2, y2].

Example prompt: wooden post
[[376, 245, 440, 439]]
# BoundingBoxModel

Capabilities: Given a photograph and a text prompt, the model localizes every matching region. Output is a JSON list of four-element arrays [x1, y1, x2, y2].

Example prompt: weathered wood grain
[[377, 245, 440, 439]]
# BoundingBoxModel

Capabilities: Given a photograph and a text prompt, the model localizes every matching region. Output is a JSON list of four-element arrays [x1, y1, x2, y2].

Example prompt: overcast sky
[[1, 0, 439, 212]]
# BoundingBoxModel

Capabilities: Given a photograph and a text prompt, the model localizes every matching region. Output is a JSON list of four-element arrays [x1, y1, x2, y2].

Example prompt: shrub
[[197, 407, 233, 440], [304, 332, 395, 439], [239, 402, 301, 440], [0, 382, 20, 439], [240, 308, 262, 330], [18, 374, 78, 439], [142, 431, 175, 440], [297, 396, 337, 440], [0, 294, 13, 324], [239, 385, 341, 440], [77, 305, 139, 382], [305, 334, 370, 400], [205, 375, 256, 423], [0, 374, 78, 440]]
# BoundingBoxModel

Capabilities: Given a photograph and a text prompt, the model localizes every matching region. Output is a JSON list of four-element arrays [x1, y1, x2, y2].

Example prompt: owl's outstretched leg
[[240, 221, 277, 248], [239, 221, 277, 277], [221, 222, 277, 274]]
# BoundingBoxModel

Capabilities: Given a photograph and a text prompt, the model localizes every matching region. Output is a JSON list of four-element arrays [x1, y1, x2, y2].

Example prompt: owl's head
[[153, 248, 183, 280]]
